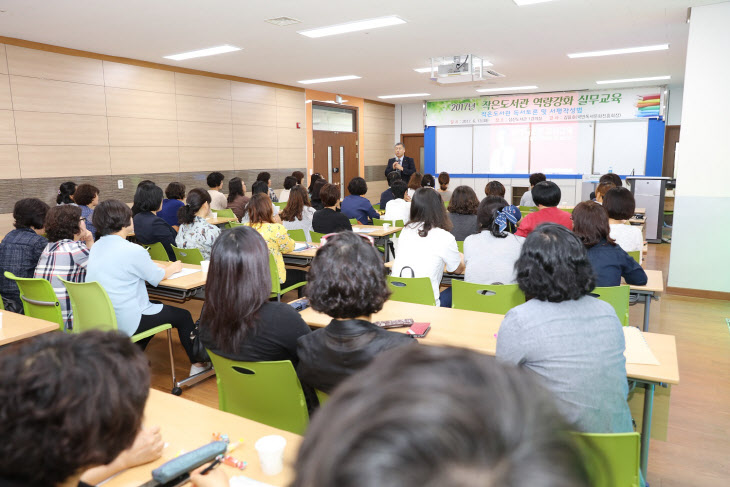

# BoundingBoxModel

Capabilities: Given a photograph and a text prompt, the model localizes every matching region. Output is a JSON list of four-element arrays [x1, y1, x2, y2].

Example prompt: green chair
[[60, 279, 178, 393], [207, 352, 309, 435], [349, 218, 358, 225], [270, 253, 306, 301], [172, 245, 205, 265], [456, 241, 464, 253], [0, 296, 4, 310], [225, 222, 245, 230], [315, 389, 329, 406], [452, 281, 526, 314], [444, 201, 449, 208], [4, 272, 64, 331], [373, 219, 405, 258], [574, 432, 641, 487], [273, 202, 287, 210], [144, 242, 170, 262], [372, 204, 381, 211], [628, 250, 641, 264], [211, 208, 236, 219], [519, 206, 538, 214], [591, 285, 631, 326], [287, 229, 307, 242], [387, 276, 436, 306], [309, 231, 325, 243], [562, 207, 574, 214]]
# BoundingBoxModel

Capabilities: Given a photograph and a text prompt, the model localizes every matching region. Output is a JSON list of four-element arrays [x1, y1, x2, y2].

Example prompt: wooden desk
[[149, 262, 206, 301], [352, 225, 402, 262], [626, 270, 664, 332], [0, 311, 58, 346], [207, 216, 238, 227], [283, 243, 319, 268], [105, 389, 301, 487], [301, 300, 678, 478]]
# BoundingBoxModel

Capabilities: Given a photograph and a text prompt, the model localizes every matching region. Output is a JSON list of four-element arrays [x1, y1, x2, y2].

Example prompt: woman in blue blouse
[[340, 177, 379, 225]]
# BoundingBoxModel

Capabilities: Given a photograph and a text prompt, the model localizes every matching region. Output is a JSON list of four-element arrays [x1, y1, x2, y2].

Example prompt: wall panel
[[103, 61, 175, 93], [107, 117, 178, 147], [18, 145, 111, 178], [232, 101, 276, 126], [231, 82, 277, 105], [0, 110, 16, 144], [175, 94, 232, 123], [179, 147, 234, 172], [110, 147, 179, 174], [0, 145, 20, 179], [175, 73, 231, 99], [14, 112, 109, 146], [9, 76, 106, 115], [0, 75, 11, 110], [233, 124, 277, 148], [0, 44, 7, 74], [6, 45, 104, 85], [177, 121, 233, 147], [105, 87, 177, 120]]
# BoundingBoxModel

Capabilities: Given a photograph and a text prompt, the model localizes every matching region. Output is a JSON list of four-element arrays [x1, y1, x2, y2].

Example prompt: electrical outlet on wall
[[117, 180, 124, 189]]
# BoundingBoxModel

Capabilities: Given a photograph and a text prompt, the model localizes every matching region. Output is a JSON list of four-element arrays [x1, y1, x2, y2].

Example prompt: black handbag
[[189, 318, 210, 363]]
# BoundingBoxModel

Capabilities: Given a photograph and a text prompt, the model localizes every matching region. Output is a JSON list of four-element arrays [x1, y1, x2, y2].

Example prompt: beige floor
[[146, 243, 730, 486]]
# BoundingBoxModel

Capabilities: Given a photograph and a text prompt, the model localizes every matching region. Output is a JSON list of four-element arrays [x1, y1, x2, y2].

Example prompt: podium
[[625, 176, 672, 243]]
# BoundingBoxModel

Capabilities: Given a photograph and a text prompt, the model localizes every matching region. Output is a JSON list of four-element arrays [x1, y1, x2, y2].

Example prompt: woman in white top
[[464, 197, 524, 285], [603, 187, 643, 263], [279, 176, 298, 203], [280, 186, 315, 242], [391, 188, 464, 307], [383, 180, 410, 224]]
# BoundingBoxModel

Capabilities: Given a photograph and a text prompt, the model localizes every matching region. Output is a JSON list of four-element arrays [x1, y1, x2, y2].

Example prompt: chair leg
[[166, 328, 178, 393]]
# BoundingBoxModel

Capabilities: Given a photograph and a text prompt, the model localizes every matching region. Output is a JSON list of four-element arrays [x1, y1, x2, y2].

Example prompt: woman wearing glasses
[[296, 231, 414, 394]]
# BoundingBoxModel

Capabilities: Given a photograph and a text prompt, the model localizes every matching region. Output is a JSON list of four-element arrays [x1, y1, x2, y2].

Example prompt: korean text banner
[[425, 87, 663, 126]]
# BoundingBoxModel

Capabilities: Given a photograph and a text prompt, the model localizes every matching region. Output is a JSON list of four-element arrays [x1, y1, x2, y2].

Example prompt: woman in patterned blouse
[[175, 188, 221, 260], [34, 205, 95, 330], [245, 193, 295, 283]]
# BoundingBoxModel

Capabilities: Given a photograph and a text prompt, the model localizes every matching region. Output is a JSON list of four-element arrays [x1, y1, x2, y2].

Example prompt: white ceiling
[[0, 0, 721, 101]]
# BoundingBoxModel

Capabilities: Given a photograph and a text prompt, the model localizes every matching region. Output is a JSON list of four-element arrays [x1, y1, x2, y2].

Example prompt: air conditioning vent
[[484, 70, 506, 78], [265, 17, 302, 26]]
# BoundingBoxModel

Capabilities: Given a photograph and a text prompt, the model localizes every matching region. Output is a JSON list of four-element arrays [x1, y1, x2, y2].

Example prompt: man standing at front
[[385, 142, 416, 183]]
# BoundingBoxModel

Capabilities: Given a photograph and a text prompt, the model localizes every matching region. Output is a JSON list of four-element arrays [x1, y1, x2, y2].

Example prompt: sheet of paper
[[166, 268, 201, 280], [293, 243, 309, 251], [623, 326, 660, 365], [352, 227, 377, 233], [230, 476, 277, 487]]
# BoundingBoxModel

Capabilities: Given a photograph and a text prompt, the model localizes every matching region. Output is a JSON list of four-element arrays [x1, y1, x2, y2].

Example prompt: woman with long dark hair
[[56, 181, 77, 205], [281, 186, 315, 242], [175, 188, 221, 260], [226, 177, 249, 221], [308, 173, 322, 195], [391, 188, 464, 307]]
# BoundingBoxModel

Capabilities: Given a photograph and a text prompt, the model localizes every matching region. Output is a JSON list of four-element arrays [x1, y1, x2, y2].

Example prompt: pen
[[199, 457, 221, 475]]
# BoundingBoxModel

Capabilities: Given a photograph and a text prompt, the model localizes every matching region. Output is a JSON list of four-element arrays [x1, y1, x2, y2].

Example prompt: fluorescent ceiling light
[[298, 75, 361, 84], [513, 0, 557, 6], [596, 76, 670, 84], [476, 85, 538, 93], [414, 60, 493, 73], [378, 93, 430, 99], [164, 45, 241, 61], [298, 15, 406, 38], [568, 44, 669, 58]]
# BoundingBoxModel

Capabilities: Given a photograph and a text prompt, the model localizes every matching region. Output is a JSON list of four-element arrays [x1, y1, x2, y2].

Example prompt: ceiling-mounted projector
[[426, 55, 504, 84]]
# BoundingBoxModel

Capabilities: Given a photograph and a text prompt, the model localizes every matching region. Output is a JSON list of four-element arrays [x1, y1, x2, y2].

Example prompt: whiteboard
[[593, 120, 648, 175], [530, 122, 594, 175], [436, 126, 473, 173], [473, 124, 530, 173]]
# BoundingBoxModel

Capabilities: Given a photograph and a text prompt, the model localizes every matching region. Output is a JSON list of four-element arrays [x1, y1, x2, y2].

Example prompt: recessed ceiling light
[[568, 44, 669, 58], [513, 0, 557, 6], [414, 60, 493, 73], [596, 76, 670, 85], [265, 17, 302, 27], [298, 75, 362, 84], [298, 15, 406, 38], [164, 45, 241, 61], [476, 86, 538, 93], [378, 93, 430, 99]]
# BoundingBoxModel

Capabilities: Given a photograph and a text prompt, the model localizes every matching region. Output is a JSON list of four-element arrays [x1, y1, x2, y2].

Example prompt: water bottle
[[608, 166, 613, 174]]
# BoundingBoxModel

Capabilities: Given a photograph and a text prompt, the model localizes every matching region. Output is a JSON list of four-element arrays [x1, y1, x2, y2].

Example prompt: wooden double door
[[313, 131, 358, 198]]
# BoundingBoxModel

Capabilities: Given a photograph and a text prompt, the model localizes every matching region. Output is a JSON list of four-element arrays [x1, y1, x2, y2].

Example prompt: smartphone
[[407, 322, 431, 338]]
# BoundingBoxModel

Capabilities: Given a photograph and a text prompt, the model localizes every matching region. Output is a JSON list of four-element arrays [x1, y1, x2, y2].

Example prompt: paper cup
[[382, 223, 391, 230], [200, 260, 210, 273], [255, 435, 287, 475]]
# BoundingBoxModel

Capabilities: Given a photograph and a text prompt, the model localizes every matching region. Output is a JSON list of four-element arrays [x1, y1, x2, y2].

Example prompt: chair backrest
[[144, 242, 170, 262], [452, 281, 526, 314], [562, 207, 574, 214], [373, 218, 405, 237], [4, 272, 64, 330], [287, 229, 307, 242], [273, 202, 287, 209], [207, 352, 309, 435], [372, 203, 381, 211], [456, 240, 464, 253], [212, 208, 236, 219], [226, 222, 245, 229], [349, 218, 358, 225], [387, 275, 436, 306], [309, 231, 325, 243], [443, 201, 449, 208], [574, 432, 641, 487], [172, 245, 205, 265], [519, 206, 538, 214], [315, 389, 329, 406], [591, 285, 631, 326], [269, 253, 282, 295], [628, 250, 641, 264], [60, 279, 118, 333]]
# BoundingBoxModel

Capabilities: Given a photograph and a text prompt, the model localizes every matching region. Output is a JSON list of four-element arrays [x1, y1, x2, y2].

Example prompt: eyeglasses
[[320, 232, 375, 247]]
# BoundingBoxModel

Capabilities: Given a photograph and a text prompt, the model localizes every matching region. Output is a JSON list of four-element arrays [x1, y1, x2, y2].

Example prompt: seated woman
[[464, 197, 524, 285], [604, 187, 643, 262], [86, 200, 206, 374], [296, 231, 414, 393], [0, 198, 49, 312], [74, 183, 100, 237], [293, 346, 591, 487], [308, 173, 322, 198], [200, 227, 311, 365], [34, 205, 95, 331], [309, 178, 327, 211], [572, 201, 647, 288], [447, 185, 480, 241], [281, 186, 316, 242], [0, 331, 171, 487], [312, 183, 353, 234], [382, 180, 410, 223], [133, 183, 178, 261], [420, 173, 437, 190], [406, 172, 423, 199], [496, 223, 634, 433], [279, 175, 298, 203], [245, 193, 295, 284], [175, 188, 221, 261], [515, 181, 572, 237], [594, 181, 615, 204], [226, 177, 249, 221], [437, 171, 452, 202], [392, 188, 464, 307], [131, 180, 155, 216], [56, 181, 77, 205], [158, 182, 186, 228], [484, 180, 506, 198], [340, 177, 379, 225]]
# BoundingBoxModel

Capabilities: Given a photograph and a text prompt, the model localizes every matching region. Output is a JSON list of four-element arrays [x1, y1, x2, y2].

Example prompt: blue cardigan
[[340, 195, 379, 225], [587, 239, 647, 288]]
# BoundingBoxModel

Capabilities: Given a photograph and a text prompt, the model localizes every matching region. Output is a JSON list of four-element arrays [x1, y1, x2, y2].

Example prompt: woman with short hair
[[158, 182, 186, 228], [340, 177, 379, 225], [133, 183, 178, 261], [297, 231, 414, 393], [406, 172, 423, 199], [34, 205, 95, 330], [496, 223, 634, 433], [312, 183, 352, 234], [74, 183, 100, 237], [175, 188, 221, 261], [447, 185, 480, 241], [279, 175, 298, 203], [484, 180, 506, 198], [281, 186, 316, 242]]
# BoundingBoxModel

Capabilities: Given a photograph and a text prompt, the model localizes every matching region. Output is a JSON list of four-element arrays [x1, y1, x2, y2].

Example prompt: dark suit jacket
[[296, 319, 415, 393], [133, 211, 178, 261], [385, 156, 416, 182]]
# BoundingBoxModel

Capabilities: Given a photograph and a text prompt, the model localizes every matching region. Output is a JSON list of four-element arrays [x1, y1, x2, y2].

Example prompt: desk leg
[[642, 293, 652, 332], [383, 235, 391, 262], [640, 382, 655, 479]]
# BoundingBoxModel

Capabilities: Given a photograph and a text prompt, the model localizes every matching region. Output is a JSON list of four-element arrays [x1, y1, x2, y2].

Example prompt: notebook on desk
[[623, 326, 660, 365]]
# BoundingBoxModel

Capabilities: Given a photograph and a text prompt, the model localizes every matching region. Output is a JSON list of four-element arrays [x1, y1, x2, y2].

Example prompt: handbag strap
[[399, 266, 415, 278]]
